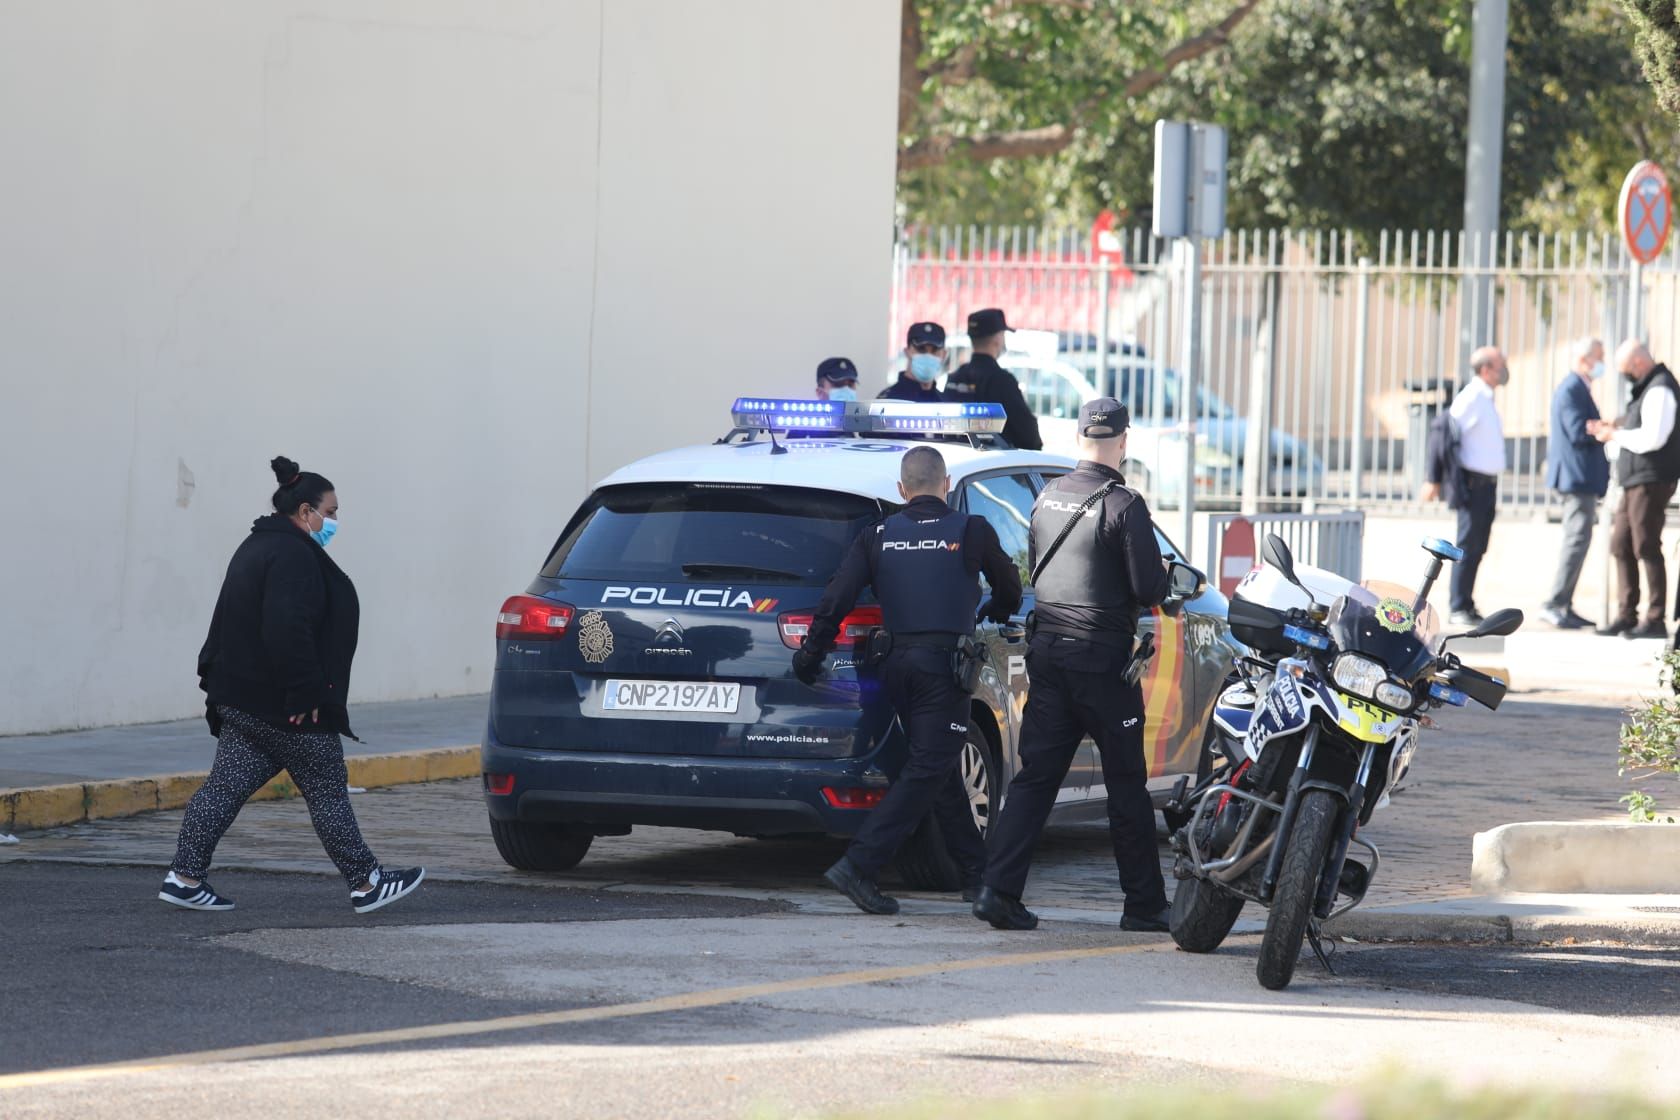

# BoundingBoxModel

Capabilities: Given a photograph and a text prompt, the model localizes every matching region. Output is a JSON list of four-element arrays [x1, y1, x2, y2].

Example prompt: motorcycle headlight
[[1332, 653, 1413, 713], [1332, 654, 1387, 698], [1374, 680, 1415, 712]]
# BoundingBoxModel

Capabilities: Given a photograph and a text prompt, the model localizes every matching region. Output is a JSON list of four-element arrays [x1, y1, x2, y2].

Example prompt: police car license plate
[[602, 679, 741, 715]]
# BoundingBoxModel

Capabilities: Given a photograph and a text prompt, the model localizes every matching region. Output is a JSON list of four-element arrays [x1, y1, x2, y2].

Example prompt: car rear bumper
[[481, 734, 889, 837]]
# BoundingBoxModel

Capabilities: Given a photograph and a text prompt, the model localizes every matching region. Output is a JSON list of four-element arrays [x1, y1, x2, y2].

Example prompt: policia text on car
[[972, 396, 1177, 933], [794, 444, 1024, 915]]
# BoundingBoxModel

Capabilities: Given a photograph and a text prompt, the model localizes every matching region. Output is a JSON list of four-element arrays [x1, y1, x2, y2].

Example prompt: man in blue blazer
[[1543, 336, 1611, 628]]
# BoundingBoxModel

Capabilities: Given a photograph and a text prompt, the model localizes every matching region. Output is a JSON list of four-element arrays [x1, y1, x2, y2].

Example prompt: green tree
[[1622, 0, 1680, 122], [898, 0, 1680, 237]]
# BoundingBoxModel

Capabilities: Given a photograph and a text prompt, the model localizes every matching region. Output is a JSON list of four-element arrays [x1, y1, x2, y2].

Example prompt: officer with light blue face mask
[[815, 356, 861, 402], [880, 322, 948, 402]]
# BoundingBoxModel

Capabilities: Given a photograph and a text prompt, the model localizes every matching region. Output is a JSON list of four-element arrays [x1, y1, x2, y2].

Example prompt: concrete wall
[[0, 1, 899, 735]]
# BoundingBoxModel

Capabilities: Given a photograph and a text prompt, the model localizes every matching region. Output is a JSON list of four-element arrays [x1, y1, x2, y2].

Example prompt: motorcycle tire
[[1169, 874, 1245, 954], [1255, 788, 1339, 991]]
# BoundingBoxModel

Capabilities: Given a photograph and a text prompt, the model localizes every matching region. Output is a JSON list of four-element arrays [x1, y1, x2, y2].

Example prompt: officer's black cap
[[967, 308, 1012, 337], [1079, 396, 1130, 439], [907, 321, 946, 348], [816, 356, 858, 384]]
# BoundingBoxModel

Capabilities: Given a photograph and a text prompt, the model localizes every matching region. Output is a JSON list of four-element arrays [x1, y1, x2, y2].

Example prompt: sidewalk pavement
[[0, 694, 489, 833]]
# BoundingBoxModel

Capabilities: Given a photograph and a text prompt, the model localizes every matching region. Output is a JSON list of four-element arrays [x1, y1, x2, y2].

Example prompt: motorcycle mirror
[[1261, 533, 1305, 589], [1464, 607, 1524, 640]]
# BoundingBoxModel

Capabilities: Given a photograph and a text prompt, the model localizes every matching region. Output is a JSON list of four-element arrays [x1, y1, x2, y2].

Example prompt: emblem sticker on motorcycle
[[577, 610, 615, 664], [1376, 597, 1414, 634]]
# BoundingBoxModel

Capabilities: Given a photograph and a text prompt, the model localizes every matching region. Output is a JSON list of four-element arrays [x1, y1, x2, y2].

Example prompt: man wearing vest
[[795, 445, 1023, 914], [972, 397, 1172, 933], [1592, 340, 1680, 640]]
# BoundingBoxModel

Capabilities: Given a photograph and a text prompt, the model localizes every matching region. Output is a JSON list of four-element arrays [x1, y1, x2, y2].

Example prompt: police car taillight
[[777, 605, 884, 650], [496, 595, 576, 640]]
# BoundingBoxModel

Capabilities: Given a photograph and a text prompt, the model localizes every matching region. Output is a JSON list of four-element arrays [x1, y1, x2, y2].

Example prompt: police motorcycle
[[1165, 534, 1522, 990]]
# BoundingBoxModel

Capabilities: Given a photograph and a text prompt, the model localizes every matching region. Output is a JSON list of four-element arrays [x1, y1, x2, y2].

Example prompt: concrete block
[[7, 783, 89, 830], [425, 746, 480, 783], [84, 779, 159, 821], [155, 773, 205, 811], [348, 752, 427, 790], [1473, 821, 1680, 893]]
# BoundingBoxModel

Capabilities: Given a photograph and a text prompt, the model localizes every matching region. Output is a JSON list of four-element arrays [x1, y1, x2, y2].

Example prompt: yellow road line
[[0, 941, 1170, 1090]]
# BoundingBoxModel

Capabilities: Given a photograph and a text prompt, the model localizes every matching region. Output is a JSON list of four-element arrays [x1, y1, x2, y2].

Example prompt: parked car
[[482, 398, 1239, 890]]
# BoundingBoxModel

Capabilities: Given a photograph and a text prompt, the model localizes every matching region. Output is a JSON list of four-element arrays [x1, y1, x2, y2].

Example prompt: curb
[[1472, 820, 1680, 894], [0, 745, 480, 833], [1326, 908, 1680, 947]]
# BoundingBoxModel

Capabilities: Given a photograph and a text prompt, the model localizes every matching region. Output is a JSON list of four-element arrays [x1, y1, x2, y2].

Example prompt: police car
[[482, 398, 1239, 889]]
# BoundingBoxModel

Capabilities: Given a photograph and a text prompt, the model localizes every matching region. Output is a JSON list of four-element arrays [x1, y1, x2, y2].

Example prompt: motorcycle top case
[[1229, 564, 1358, 654]]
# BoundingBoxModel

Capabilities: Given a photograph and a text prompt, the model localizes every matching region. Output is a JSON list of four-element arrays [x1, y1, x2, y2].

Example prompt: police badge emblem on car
[[577, 610, 615, 664]]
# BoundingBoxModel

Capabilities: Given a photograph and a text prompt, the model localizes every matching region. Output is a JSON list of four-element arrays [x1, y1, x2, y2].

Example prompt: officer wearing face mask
[[815, 357, 861, 403], [881, 322, 949, 402]]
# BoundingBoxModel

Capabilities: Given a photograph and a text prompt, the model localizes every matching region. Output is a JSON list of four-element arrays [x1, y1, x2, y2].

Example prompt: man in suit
[[1542, 336, 1611, 629]]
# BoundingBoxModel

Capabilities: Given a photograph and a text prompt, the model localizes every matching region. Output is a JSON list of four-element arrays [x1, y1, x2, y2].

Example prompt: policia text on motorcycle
[[794, 445, 1024, 915], [972, 396, 1175, 933]]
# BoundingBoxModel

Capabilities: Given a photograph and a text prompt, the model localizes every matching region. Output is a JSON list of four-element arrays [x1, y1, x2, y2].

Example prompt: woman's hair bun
[[270, 456, 301, 486]]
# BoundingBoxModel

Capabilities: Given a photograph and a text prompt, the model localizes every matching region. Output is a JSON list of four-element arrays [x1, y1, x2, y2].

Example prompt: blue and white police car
[[482, 398, 1239, 889]]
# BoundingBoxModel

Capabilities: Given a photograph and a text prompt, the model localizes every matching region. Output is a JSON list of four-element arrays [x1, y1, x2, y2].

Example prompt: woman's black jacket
[[197, 513, 360, 738]]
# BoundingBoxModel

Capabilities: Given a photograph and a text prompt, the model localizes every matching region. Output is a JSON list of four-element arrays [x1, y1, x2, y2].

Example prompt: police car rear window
[[542, 483, 884, 585]]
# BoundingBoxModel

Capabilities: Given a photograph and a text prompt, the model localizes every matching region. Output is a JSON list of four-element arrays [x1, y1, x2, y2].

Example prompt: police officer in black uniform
[[794, 445, 1023, 914], [881, 322, 948, 402], [972, 397, 1172, 932], [945, 308, 1042, 450]]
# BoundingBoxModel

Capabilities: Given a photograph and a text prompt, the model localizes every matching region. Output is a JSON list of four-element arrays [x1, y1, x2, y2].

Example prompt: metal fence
[[1203, 511, 1366, 589], [890, 225, 1680, 515]]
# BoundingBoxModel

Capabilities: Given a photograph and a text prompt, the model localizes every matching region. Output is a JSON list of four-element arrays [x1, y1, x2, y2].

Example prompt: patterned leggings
[[171, 705, 379, 889]]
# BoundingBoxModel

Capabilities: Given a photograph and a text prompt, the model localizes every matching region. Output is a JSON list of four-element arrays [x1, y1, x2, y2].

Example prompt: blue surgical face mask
[[910, 353, 943, 385], [311, 516, 338, 548], [1589, 360, 1607, 380], [828, 387, 858, 402]]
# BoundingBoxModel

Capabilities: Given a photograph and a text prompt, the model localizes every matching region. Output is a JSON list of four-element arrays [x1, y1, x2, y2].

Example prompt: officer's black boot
[[823, 857, 900, 915], [1119, 906, 1171, 933], [971, 886, 1039, 930]]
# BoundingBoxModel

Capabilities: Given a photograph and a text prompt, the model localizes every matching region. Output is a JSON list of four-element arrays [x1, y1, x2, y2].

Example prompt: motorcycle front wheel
[[1255, 788, 1340, 991], [1170, 872, 1245, 953]]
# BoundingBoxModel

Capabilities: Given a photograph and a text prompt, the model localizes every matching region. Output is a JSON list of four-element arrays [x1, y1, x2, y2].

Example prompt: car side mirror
[[1168, 561, 1205, 600]]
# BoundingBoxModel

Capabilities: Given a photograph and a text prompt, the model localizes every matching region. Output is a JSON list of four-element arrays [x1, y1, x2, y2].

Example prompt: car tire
[[489, 816, 594, 872], [893, 722, 1000, 892]]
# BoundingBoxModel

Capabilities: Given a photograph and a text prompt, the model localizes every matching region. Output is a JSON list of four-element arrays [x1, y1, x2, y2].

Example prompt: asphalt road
[[4, 861, 1680, 1120]]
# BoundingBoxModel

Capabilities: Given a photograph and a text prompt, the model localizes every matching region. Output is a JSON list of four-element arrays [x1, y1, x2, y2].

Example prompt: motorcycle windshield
[[1326, 581, 1440, 682]]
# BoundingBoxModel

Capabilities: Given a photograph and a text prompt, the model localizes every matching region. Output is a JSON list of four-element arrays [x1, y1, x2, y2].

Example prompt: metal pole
[[1096, 266, 1112, 396], [1632, 257, 1647, 344], [1460, 0, 1508, 374], [1181, 236, 1203, 561], [1351, 256, 1372, 504]]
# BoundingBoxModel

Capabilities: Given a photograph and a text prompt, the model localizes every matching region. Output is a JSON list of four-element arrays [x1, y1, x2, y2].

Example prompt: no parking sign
[[1619, 161, 1672, 265]]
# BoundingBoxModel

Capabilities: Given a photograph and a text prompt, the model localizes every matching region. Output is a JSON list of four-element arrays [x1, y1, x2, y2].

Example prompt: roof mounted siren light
[[724, 398, 1008, 448]]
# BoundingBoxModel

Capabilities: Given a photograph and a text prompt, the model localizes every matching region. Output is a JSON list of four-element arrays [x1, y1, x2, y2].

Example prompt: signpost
[[1601, 161, 1674, 627], [1091, 210, 1124, 395], [1153, 120, 1228, 562]]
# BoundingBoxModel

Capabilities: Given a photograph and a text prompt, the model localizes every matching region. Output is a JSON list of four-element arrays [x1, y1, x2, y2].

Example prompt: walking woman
[[160, 456, 424, 914]]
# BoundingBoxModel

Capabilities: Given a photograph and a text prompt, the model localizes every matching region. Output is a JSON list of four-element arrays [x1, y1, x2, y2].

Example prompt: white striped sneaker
[[350, 866, 425, 915], [158, 871, 235, 911]]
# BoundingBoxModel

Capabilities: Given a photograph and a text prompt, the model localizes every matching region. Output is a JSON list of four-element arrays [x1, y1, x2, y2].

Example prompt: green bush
[[1619, 649, 1680, 823]]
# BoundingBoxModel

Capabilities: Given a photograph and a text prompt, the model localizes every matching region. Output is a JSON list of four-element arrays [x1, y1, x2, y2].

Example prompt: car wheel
[[893, 721, 1000, 892], [489, 816, 593, 872]]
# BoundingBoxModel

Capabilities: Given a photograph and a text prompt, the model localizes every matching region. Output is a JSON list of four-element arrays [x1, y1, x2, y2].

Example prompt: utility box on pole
[[1153, 120, 1227, 562]]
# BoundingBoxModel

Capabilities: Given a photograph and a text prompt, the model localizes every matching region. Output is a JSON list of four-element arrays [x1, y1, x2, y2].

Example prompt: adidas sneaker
[[351, 865, 425, 915], [158, 870, 235, 911]]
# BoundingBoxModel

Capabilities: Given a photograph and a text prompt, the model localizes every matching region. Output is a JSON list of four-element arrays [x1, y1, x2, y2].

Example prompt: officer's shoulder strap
[[1029, 480, 1117, 587]]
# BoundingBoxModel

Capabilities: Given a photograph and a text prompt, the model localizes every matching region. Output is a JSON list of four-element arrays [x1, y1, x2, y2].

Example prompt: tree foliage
[[1622, 0, 1680, 123], [898, 0, 1680, 236]]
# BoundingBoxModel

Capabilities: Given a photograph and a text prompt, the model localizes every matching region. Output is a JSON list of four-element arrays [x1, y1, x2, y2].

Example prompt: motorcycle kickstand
[[1306, 921, 1337, 976]]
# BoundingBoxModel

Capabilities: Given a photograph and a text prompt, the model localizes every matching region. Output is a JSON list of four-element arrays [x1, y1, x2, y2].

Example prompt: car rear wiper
[[681, 562, 805, 582]]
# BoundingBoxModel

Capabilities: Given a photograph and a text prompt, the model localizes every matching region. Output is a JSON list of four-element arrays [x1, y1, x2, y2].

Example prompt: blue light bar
[[1283, 623, 1331, 650], [1429, 682, 1469, 707], [729, 398, 1007, 437], [731, 398, 846, 432]]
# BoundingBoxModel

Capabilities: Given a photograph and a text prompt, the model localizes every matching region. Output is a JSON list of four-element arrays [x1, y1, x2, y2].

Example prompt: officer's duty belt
[[1030, 623, 1135, 648], [893, 632, 964, 650]]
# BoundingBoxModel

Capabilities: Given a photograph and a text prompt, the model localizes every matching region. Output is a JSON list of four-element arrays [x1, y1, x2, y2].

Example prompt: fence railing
[[891, 225, 1680, 516], [1203, 511, 1366, 588]]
